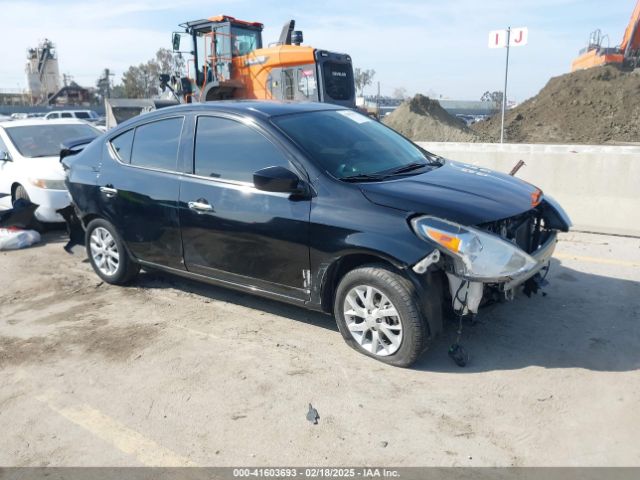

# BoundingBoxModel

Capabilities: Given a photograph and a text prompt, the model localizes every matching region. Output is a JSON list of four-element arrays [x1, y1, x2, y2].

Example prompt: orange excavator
[[163, 15, 355, 107], [571, 0, 640, 71]]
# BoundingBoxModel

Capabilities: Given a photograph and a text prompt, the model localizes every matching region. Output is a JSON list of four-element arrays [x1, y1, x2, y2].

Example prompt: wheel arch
[[80, 212, 101, 228], [317, 251, 406, 315], [317, 250, 445, 338]]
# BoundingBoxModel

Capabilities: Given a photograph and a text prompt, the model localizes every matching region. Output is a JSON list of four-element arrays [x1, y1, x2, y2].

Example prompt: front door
[[179, 115, 311, 301]]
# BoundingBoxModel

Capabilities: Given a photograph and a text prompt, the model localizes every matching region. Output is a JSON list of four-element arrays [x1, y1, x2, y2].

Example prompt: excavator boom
[[620, 0, 640, 56], [571, 0, 640, 71]]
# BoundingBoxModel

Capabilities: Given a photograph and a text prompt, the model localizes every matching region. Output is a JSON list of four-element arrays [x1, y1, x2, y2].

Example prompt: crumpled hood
[[359, 160, 540, 225]]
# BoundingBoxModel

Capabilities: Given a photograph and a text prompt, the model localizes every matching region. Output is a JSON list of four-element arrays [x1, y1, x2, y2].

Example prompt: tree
[[481, 90, 504, 109], [354, 68, 376, 96], [110, 84, 126, 99], [117, 48, 185, 99], [121, 63, 155, 98], [392, 87, 408, 100], [155, 48, 185, 77]]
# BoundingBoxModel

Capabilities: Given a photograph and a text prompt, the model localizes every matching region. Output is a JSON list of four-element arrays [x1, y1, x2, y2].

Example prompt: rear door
[[179, 114, 311, 301], [98, 115, 187, 270]]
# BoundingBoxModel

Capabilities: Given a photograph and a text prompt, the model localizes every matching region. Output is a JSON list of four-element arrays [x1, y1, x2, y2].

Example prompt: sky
[[0, 0, 636, 102]]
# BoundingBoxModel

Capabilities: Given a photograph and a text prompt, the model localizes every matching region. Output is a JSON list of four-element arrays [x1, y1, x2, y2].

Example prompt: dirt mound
[[383, 94, 483, 142], [473, 66, 640, 144]]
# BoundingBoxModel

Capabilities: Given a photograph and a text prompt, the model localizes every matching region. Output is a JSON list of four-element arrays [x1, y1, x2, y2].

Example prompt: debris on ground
[[306, 403, 320, 425], [57, 205, 85, 253], [0, 228, 41, 251], [473, 66, 640, 144], [382, 94, 485, 142], [0, 199, 41, 231]]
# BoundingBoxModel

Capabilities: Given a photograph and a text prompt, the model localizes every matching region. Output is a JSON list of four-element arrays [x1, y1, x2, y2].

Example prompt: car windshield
[[272, 110, 439, 180], [5, 124, 100, 158]]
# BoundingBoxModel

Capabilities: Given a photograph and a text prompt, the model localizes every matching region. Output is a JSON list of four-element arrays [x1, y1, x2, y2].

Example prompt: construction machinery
[[164, 15, 355, 107], [104, 15, 356, 129], [571, 0, 640, 71]]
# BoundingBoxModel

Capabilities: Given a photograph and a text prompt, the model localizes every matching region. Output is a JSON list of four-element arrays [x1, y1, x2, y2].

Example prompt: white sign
[[488, 27, 528, 48]]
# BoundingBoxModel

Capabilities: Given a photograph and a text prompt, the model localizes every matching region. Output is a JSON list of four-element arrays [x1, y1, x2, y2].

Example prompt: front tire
[[334, 263, 429, 367], [85, 218, 139, 285]]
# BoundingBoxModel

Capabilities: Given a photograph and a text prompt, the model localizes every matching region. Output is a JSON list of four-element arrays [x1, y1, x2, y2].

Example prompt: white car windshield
[[5, 124, 99, 158]]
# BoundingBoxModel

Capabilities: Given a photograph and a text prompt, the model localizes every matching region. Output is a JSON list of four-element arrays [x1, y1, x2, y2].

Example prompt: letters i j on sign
[[488, 27, 528, 143]]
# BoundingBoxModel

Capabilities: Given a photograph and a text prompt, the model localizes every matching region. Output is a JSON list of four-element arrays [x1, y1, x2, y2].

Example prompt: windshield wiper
[[341, 173, 390, 182], [381, 162, 429, 176]]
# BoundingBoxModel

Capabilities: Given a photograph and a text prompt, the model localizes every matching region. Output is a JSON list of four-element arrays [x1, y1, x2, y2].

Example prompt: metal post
[[500, 26, 511, 144], [105, 69, 111, 99], [376, 81, 380, 119]]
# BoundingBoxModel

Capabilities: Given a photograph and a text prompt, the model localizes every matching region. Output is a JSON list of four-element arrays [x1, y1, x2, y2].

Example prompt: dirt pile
[[473, 66, 640, 144], [383, 94, 483, 142]]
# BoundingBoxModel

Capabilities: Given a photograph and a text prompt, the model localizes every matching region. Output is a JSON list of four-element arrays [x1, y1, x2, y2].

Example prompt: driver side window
[[194, 116, 290, 184]]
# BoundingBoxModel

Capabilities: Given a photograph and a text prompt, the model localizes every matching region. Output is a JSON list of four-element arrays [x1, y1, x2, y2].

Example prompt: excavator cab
[[171, 15, 263, 101], [170, 15, 355, 107]]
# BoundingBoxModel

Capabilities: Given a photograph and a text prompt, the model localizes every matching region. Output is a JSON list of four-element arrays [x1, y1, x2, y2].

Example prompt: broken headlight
[[410, 216, 537, 281]]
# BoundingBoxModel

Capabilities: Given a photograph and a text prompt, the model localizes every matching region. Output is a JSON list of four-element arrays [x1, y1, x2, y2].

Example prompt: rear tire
[[334, 263, 429, 367], [85, 218, 139, 285]]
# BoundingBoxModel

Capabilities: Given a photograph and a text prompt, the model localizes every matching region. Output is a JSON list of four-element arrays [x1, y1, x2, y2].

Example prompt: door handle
[[188, 200, 214, 212], [100, 186, 118, 197]]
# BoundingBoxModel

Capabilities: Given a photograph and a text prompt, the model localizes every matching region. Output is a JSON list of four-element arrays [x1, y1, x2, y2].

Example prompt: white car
[[44, 110, 100, 122], [0, 119, 100, 222]]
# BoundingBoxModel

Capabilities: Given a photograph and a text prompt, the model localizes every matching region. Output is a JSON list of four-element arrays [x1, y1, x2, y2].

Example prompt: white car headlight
[[29, 178, 67, 190], [410, 215, 537, 281]]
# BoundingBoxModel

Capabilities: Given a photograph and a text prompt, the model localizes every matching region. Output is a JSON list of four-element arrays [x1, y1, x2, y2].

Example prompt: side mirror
[[254, 166, 304, 194], [159, 74, 170, 92], [0, 150, 11, 161], [172, 33, 181, 51]]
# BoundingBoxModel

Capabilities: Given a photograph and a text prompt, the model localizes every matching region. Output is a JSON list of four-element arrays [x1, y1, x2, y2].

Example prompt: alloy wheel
[[89, 227, 120, 276], [343, 285, 403, 356]]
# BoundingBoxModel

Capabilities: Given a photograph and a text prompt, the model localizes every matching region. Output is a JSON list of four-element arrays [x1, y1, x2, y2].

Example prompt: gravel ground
[[0, 230, 638, 466]]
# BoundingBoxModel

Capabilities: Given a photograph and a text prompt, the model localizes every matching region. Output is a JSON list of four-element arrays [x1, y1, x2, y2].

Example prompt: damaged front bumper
[[501, 231, 557, 291], [435, 231, 558, 316]]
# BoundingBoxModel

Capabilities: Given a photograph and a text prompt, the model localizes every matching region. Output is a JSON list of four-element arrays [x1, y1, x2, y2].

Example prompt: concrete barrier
[[417, 142, 640, 237]]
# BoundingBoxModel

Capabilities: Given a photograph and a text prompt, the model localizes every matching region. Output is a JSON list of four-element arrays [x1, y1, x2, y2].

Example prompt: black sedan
[[63, 101, 570, 367]]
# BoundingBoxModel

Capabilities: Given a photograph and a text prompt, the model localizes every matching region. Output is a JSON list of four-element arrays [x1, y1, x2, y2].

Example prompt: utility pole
[[98, 68, 115, 99], [500, 27, 511, 144], [104, 68, 115, 98]]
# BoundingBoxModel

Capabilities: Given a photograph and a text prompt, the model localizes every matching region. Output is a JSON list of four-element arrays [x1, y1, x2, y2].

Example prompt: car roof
[[48, 109, 95, 113], [0, 118, 92, 128], [140, 100, 345, 122]]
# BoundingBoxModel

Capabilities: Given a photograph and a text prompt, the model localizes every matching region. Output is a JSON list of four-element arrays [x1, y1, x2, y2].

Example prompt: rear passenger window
[[130, 117, 183, 171], [110, 129, 134, 163], [61, 113, 73, 118], [194, 116, 288, 183]]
